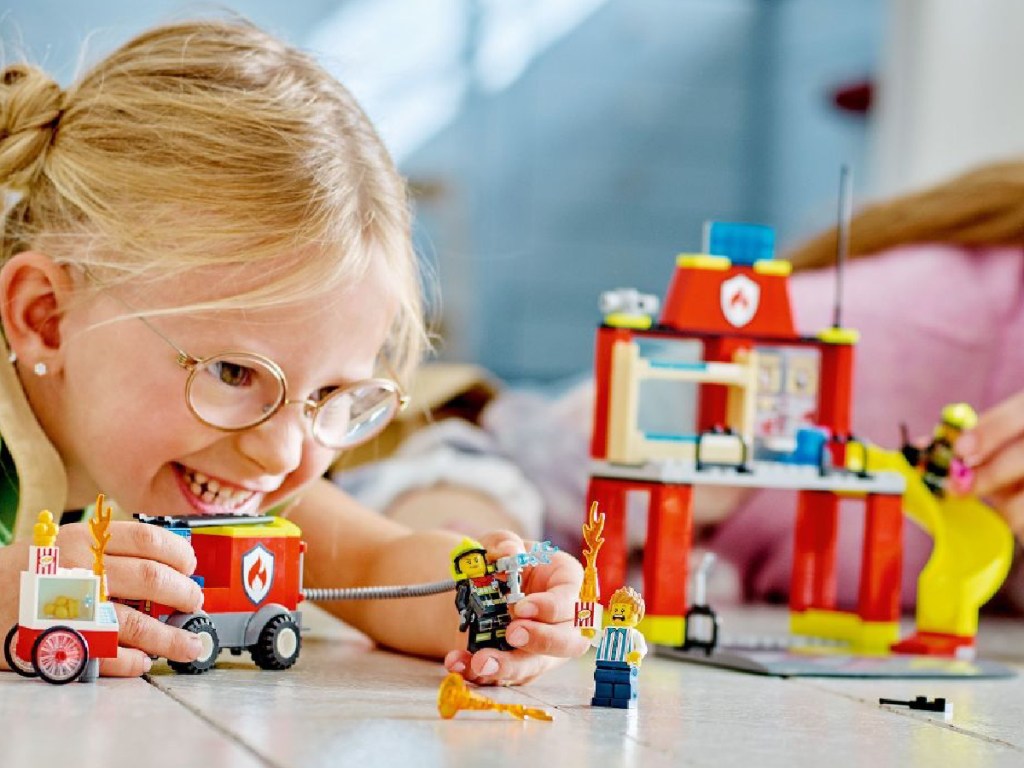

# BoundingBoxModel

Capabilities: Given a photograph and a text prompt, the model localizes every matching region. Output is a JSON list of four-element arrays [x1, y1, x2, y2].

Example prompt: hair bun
[[0, 63, 64, 190]]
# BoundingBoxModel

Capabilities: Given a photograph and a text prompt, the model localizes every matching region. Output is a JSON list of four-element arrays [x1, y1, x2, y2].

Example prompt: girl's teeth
[[182, 467, 255, 509]]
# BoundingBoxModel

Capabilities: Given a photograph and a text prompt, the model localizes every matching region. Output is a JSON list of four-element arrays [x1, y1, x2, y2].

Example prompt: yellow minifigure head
[[450, 538, 489, 580], [607, 586, 645, 627], [936, 402, 978, 441]]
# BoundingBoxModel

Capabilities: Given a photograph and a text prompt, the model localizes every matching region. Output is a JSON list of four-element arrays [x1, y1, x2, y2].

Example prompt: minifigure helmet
[[450, 537, 488, 579], [940, 402, 978, 432]]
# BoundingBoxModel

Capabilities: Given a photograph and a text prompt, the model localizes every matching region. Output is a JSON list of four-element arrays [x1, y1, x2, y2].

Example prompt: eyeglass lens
[[187, 354, 284, 430], [313, 381, 399, 447], [187, 354, 399, 448]]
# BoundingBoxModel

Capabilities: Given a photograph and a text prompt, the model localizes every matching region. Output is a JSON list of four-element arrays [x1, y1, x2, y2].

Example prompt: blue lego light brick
[[787, 426, 830, 466], [703, 221, 776, 266]]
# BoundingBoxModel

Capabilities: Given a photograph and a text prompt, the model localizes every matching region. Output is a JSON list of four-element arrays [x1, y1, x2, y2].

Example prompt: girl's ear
[[0, 251, 76, 374]]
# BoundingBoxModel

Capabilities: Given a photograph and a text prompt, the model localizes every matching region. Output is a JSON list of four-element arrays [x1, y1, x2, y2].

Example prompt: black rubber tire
[[169, 616, 220, 674], [250, 614, 301, 671], [4, 625, 38, 678]]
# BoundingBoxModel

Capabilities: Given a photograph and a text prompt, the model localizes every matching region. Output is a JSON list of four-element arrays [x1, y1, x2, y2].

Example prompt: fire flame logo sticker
[[241, 544, 275, 605], [720, 274, 760, 328]]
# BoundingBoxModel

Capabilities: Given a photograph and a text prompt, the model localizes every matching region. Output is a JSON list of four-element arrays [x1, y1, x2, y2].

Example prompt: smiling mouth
[[174, 464, 261, 515]]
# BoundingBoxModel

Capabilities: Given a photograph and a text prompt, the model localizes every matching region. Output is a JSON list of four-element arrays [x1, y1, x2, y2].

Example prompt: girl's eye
[[208, 360, 255, 387]]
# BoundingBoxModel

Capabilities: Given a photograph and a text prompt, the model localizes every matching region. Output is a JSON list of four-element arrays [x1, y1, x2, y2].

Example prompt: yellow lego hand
[[627, 650, 643, 666], [444, 529, 591, 686]]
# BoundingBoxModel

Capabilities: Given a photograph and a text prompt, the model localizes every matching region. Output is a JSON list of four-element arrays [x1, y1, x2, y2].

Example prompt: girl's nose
[[235, 407, 306, 475]]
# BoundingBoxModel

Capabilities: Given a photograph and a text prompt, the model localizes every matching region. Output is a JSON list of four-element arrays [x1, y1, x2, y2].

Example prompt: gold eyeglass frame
[[83, 269, 410, 450], [142, 318, 409, 450]]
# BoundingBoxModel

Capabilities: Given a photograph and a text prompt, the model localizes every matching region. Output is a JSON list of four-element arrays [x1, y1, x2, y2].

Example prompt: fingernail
[[507, 627, 529, 647], [142, 656, 153, 673], [479, 657, 499, 676], [956, 433, 976, 463], [188, 635, 204, 659], [514, 600, 538, 618], [451, 660, 466, 673]]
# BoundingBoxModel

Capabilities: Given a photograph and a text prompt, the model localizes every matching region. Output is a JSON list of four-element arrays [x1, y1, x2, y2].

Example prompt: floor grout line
[[143, 674, 286, 768], [794, 678, 1024, 753]]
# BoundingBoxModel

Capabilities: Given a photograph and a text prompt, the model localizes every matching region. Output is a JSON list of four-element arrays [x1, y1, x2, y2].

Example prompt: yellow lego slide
[[864, 446, 1014, 638]]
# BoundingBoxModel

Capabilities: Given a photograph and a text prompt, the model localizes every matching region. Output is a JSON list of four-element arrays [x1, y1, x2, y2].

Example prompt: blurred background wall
[[5, 1, 1015, 383]]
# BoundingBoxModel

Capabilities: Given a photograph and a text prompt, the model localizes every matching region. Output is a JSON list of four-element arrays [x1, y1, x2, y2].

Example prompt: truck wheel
[[32, 626, 88, 684], [169, 616, 220, 674], [4, 625, 38, 678], [250, 614, 301, 670]]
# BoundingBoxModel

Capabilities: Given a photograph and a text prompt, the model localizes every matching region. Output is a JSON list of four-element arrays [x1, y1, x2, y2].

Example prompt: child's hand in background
[[53, 521, 205, 675], [444, 530, 590, 685], [957, 391, 1024, 538]]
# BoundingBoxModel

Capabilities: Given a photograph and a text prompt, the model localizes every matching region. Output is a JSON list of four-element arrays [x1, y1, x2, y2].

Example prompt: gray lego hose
[[302, 579, 457, 601]]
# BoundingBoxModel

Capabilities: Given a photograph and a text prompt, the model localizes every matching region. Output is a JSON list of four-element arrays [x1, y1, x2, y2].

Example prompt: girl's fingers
[[105, 522, 198, 574], [445, 638, 577, 686], [444, 649, 473, 675], [512, 585, 582, 624], [989, 485, 1024, 540], [103, 555, 204, 614], [505, 618, 591, 658], [959, 390, 1024, 467], [465, 648, 556, 686], [58, 521, 197, 575], [447, 529, 586, 686], [969, 438, 1024, 498], [99, 647, 154, 678], [477, 530, 526, 560], [113, 603, 204, 663], [527, 551, 584, 587]]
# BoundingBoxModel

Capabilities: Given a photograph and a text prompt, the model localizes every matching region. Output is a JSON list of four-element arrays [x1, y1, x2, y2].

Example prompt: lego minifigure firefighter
[[901, 402, 978, 496], [451, 538, 512, 652]]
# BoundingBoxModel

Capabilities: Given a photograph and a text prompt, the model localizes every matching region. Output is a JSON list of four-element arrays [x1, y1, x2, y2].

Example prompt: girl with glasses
[[0, 17, 586, 686]]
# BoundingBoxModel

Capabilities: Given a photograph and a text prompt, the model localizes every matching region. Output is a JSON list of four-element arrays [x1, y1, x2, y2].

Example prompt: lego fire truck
[[126, 513, 305, 674]]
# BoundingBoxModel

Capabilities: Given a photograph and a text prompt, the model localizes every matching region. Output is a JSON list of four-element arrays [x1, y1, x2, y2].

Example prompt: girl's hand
[[443, 530, 591, 686], [52, 520, 206, 676], [957, 390, 1024, 538]]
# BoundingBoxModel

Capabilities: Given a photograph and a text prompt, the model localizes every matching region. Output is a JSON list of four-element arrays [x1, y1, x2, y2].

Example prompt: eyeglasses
[[132, 312, 409, 451]]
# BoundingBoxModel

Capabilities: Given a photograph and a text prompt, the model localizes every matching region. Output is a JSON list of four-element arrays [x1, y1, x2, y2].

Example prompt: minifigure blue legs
[[592, 659, 639, 709]]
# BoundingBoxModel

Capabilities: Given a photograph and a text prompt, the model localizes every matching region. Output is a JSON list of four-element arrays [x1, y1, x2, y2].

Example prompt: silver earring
[[33, 361, 47, 376], [7, 351, 15, 363]]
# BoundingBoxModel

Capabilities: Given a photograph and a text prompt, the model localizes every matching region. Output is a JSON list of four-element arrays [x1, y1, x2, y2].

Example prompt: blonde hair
[[608, 586, 645, 622], [787, 158, 1024, 271], [0, 18, 428, 382]]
